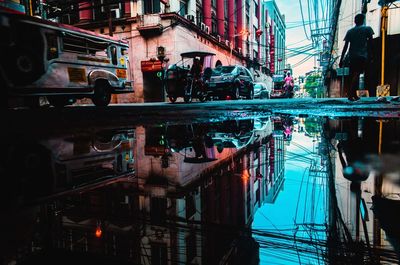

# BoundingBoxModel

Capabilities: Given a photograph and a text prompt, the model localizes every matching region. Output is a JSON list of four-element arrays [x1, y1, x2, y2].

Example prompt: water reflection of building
[[327, 118, 400, 262], [134, 118, 274, 264], [266, 117, 287, 203], [3, 117, 298, 265]]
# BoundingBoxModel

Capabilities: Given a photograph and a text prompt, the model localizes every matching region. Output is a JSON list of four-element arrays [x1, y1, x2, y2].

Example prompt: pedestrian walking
[[339, 13, 374, 101]]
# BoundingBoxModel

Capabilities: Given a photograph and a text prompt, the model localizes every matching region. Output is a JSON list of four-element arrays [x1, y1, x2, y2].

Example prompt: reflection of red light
[[95, 227, 102, 238], [242, 169, 250, 181]]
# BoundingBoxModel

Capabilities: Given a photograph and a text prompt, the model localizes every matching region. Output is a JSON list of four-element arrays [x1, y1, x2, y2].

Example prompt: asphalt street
[[3, 97, 400, 133]]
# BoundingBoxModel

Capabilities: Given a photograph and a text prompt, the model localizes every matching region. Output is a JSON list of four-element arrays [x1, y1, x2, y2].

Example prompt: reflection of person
[[339, 14, 374, 101], [282, 117, 293, 140], [337, 136, 368, 182]]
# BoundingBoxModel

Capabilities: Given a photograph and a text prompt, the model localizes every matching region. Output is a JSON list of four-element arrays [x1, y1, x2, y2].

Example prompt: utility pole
[[377, 5, 389, 96], [376, 0, 395, 97]]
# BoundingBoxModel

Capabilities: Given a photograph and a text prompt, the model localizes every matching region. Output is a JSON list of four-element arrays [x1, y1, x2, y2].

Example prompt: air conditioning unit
[[185, 14, 195, 22], [111, 8, 121, 19], [205, 25, 210, 34], [100, 0, 105, 12], [217, 35, 221, 42], [225, 40, 230, 47], [200, 22, 206, 31]]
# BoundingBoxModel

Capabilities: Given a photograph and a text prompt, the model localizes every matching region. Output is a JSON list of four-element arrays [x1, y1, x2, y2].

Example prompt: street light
[[229, 29, 250, 65]]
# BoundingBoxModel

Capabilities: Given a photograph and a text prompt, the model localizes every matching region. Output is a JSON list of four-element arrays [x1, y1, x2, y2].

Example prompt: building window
[[196, 10, 203, 25], [144, 0, 161, 14], [179, 0, 188, 16], [211, 12, 217, 34]]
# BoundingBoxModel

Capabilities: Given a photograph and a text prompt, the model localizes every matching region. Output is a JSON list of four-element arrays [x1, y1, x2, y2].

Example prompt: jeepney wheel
[[198, 91, 207, 102], [184, 94, 192, 103], [92, 80, 111, 107], [48, 96, 70, 108], [246, 87, 254, 100], [168, 96, 177, 103], [6, 47, 44, 86]]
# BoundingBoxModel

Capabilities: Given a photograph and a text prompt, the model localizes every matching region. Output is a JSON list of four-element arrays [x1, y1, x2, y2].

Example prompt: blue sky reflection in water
[[253, 117, 328, 264]]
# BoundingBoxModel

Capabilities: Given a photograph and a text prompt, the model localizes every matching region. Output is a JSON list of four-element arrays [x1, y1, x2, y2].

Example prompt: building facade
[[1, 0, 287, 102], [28, 0, 279, 103], [263, 0, 286, 75]]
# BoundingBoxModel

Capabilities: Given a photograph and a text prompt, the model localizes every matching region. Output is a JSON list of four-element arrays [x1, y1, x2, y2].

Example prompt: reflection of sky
[[253, 124, 328, 264]]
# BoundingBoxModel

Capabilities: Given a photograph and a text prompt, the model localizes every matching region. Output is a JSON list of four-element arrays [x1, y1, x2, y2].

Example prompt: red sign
[[141, 60, 163, 72]]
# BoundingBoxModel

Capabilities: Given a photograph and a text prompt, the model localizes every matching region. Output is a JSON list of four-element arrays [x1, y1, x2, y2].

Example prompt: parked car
[[253, 82, 271, 99], [207, 65, 254, 100]]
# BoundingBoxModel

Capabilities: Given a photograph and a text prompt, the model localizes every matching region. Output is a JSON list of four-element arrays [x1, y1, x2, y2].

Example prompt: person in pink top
[[284, 72, 294, 97], [284, 72, 294, 87]]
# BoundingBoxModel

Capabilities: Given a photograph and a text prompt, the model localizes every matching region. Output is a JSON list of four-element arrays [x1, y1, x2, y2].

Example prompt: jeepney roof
[[1, 11, 128, 46]]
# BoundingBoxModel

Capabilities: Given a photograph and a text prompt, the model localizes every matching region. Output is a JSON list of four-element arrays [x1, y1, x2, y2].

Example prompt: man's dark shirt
[[344, 25, 374, 60]]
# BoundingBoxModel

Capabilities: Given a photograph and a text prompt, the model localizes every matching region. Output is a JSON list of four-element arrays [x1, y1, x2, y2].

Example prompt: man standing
[[339, 13, 374, 101]]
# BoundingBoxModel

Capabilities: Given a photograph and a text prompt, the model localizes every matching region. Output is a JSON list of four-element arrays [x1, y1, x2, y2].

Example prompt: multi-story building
[[14, 0, 273, 103], [262, 0, 286, 75]]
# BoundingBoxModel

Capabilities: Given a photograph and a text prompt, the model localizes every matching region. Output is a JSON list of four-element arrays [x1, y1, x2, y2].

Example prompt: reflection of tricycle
[[164, 51, 215, 103]]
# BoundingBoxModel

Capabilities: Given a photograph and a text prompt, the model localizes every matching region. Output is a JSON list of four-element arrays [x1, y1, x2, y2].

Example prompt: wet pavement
[[1, 106, 400, 264]]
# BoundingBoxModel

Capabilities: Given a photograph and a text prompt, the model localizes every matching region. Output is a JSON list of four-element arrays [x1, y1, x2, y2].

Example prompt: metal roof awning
[[180, 51, 216, 58]]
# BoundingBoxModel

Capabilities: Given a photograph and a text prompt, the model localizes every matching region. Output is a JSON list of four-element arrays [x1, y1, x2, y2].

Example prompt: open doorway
[[143, 72, 164, 102]]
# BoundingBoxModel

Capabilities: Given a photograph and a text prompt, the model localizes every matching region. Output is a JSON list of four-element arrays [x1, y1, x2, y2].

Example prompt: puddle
[[2, 115, 399, 264]]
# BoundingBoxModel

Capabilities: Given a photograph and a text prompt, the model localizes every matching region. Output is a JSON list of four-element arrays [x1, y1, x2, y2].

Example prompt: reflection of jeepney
[[7, 129, 135, 200]]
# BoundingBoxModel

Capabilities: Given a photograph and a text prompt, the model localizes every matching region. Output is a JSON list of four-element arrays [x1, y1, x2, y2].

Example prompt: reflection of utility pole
[[373, 119, 384, 248], [28, 0, 33, 16]]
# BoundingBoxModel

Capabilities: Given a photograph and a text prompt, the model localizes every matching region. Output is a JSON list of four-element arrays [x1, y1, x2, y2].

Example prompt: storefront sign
[[141, 60, 163, 72]]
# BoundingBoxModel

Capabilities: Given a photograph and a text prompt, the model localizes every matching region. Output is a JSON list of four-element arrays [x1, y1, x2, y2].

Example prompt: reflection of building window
[[151, 243, 167, 265], [144, 0, 161, 14], [185, 194, 196, 219], [186, 231, 197, 263], [150, 197, 167, 225]]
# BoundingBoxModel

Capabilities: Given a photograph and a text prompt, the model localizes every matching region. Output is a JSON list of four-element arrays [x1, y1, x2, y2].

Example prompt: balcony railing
[[137, 14, 163, 36]]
